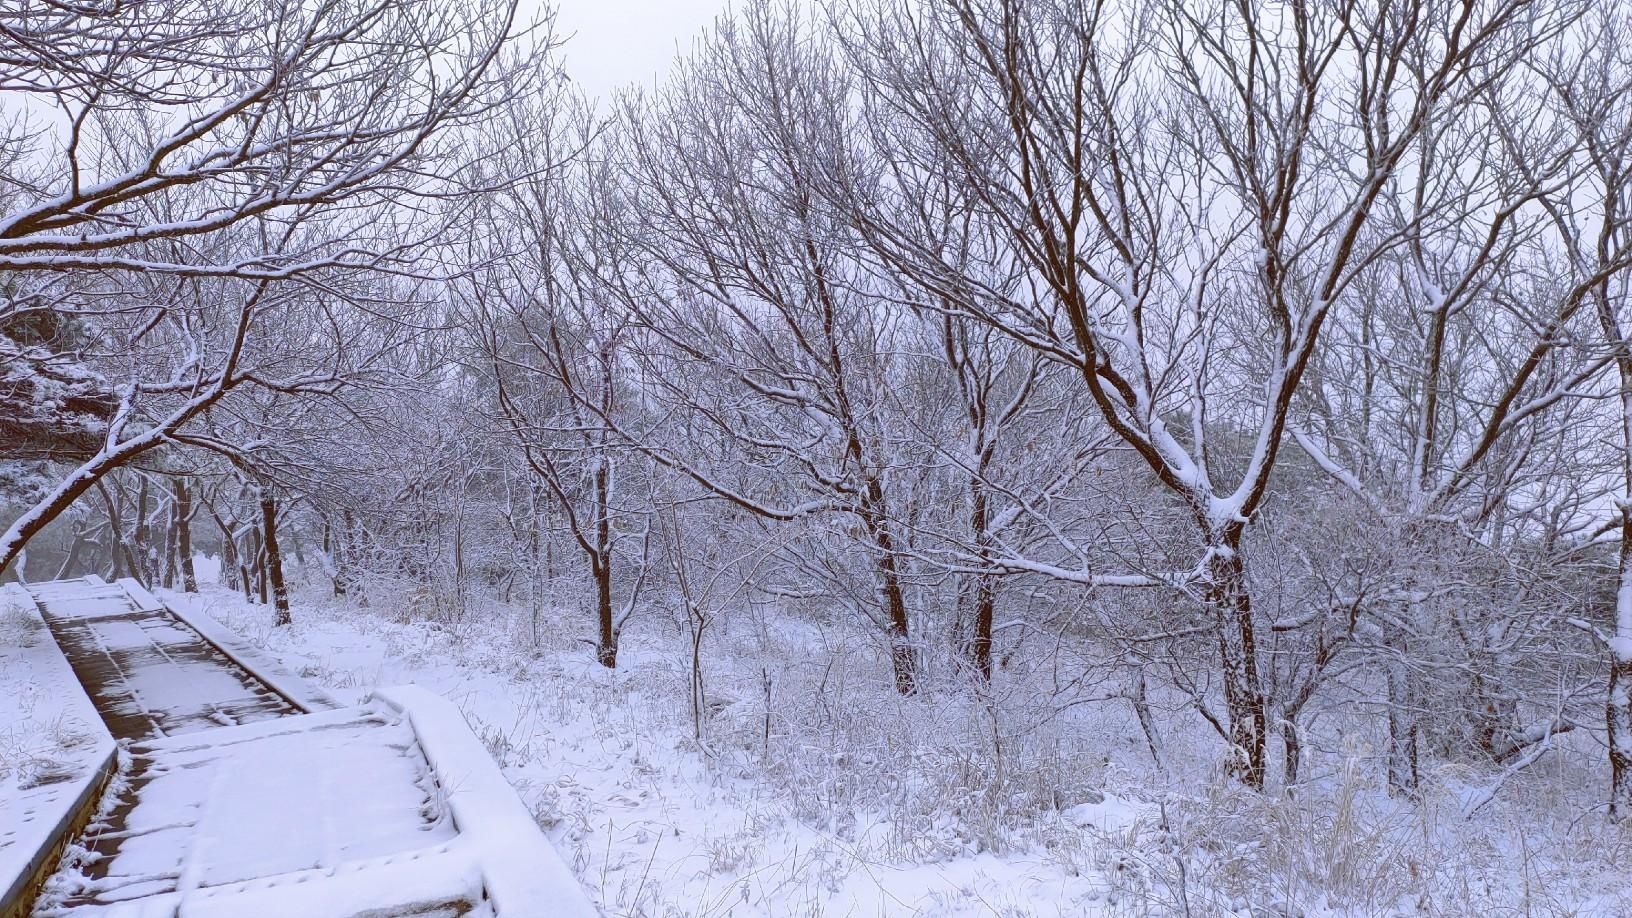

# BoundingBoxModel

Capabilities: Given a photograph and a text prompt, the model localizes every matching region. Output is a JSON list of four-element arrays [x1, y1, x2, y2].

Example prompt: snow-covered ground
[[167, 584, 1143, 917], [162, 577, 1632, 917]]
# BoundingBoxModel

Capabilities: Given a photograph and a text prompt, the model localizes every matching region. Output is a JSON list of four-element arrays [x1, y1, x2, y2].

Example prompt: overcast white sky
[[548, 0, 731, 100]]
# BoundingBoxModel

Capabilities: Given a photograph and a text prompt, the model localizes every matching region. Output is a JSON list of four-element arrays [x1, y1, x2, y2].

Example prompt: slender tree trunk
[[1206, 540, 1266, 789], [966, 576, 996, 682], [334, 513, 348, 595], [961, 471, 996, 682], [173, 479, 197, 592], [593, 459, 617, 668], [452, 499, 467, 621], [594, 556, 616, 668], [876, 540, 916, 696], [1384, 619, 1420, 796], [249, 524, 264, 604], [132, 477, 152, 587], [342, 503, 362, 597], [260, 485, 290, 625], [671, 509, 707, 742], [98, 484, 134, 580], [324, 519, 347, 597], [531, 486, 546, 647], [1130, 670, 1168, 773], [1282, 716, 1301, 787], [859, 474, 916, 695], [208, 504, 241, 592], [1597, 287, 1632, 819], [1610, 513, 1632, 819], [160, 498, 178, 589], [53, 518, 89, 579]]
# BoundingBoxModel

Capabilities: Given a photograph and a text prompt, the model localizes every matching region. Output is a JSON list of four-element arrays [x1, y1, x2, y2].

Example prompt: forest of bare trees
[[8, 0, 1632, 881]]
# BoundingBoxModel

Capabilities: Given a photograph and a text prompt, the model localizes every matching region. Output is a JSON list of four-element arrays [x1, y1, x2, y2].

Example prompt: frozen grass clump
[[690, 622, 1112, 861]]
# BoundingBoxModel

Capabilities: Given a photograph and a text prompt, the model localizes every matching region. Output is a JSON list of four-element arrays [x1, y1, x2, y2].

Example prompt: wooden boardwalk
[[29, 579, 300, 741], [16, 577, 597, 918]]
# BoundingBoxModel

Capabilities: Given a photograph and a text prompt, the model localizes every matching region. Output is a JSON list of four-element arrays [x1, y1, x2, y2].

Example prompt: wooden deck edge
[[0, 733, 118, 918], [372, 686, 601, 918], [126, 580, 340, 714]]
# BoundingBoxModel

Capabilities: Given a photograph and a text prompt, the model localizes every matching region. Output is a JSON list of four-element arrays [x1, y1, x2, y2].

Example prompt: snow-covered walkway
[[29, 579, 301, 741], [18, 578, 597, 918], [41, 706, 460, 914]]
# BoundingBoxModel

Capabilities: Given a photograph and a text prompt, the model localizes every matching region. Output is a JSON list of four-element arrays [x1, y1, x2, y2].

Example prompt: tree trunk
[[1206, 542, 1266, 789], [964, 576, 996, 683], [592, 459, 617, 668], [1130, 671, 1168, 773], [1282, 716, 1301, 787], [1385, 619, 1420, 796], [54, 518, 89, 579], [671, 509, 707, 742], [342, 503, 359, 597], [531, 486, 546, 647], [160, 498, 178, 589], [594, 555, 616, 668], [97, 484, 131, 580], [173, 479, 197, 592], [1594, 268, 1632, 819], [960, 473, 996, 682], [132, 477, 152, 587], [861, 475, 916, 695], [879, 551, 916, 696], [1610, 510, 1632, 819], [208, 504, 241, 592], [249, 524, 264, 604], [324, 519, 347, 597], [261, 486, 290, 625], [337, 508, 357, 597]]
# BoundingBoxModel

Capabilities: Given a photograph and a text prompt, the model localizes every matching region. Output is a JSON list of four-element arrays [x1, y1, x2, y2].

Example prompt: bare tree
[[0, 0, 549, 573], [456, 93, 656, 667], [834, 0, 1576, 787], [607, 8, 931, 692], [1531, 9, 1632, 818]]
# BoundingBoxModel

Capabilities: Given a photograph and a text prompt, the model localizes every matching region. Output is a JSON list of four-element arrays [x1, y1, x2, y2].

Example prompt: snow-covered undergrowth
[[167, 581, 1632, 916], [0, 595, 69, 790], [0, 585, 114, 907], [0, 590, 102, 802]]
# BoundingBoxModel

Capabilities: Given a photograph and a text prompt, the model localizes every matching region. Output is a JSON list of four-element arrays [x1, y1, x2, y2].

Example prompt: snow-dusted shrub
[[690, 620, 1110, 859]]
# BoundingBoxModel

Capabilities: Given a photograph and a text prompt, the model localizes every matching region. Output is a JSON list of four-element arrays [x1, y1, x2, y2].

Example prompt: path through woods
[[19, 577, 592, 918]]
